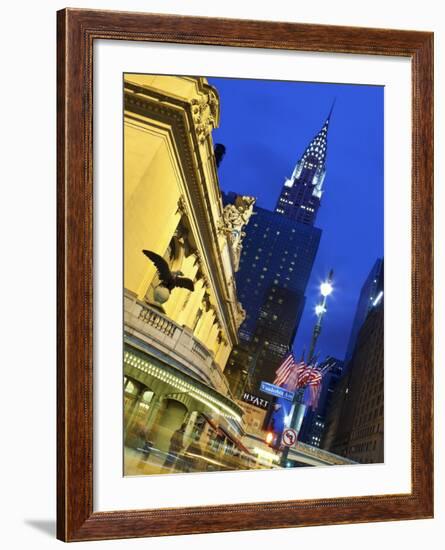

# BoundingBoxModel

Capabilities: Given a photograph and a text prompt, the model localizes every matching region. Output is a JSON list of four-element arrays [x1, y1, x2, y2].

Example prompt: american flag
[[273, 353, 295, 386], [299, 362, 321, 386], [274, 355, 336, 401], [303, 361, 335, 410], [284, 361, 307, 391], [273, 354, 311, 391], [304, 367, 322, 409], [305, 383, 322, 410]]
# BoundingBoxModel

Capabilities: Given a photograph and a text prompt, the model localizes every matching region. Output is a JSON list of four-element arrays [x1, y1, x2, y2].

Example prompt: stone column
[[124, 385, 145, 437], [169, 253, 199, 320], [195, 305, 214, 343], [143, 394, 165, 439], [217, 341, 232, 371], [137, 207, 182, 300], [183, 278, 206, 328], [206, 319, 220, 353]]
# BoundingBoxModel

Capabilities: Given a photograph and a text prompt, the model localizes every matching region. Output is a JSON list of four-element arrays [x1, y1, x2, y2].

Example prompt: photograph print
[[123, 73, 384, 476]]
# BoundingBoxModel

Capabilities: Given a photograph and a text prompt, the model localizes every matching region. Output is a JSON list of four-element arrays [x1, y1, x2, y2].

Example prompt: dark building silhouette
[[248, 286, 305, 391], [298, 358, 344, 447], [235, 206, 321, 343], [322, 296, 384, 464], [344, 258, 384, 364], [223, 344, 250, 399], [320, 369, 348, 453], [224, 109, 333, 397]]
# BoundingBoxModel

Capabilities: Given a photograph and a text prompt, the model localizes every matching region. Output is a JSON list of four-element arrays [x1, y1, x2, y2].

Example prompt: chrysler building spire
[[275, 102, 334, 225]]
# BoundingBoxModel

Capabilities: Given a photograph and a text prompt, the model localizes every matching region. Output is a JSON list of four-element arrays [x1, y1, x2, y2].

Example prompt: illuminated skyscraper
[[234, 205, 321, 344], [224, 107, 334, 394], [275, 105, 333, 225]]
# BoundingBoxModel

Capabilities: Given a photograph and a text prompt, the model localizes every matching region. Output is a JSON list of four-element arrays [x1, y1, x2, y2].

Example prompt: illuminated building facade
[[123, 74, 254, 471]]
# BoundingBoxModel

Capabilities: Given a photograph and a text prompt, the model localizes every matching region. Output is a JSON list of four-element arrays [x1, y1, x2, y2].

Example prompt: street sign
[[260, 381, 295, 401], [282, 428, 297, 447], [241, 391, 270, 410]]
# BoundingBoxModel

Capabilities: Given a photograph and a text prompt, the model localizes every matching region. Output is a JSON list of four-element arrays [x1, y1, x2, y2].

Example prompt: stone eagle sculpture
[[142, 250, 195, 293]]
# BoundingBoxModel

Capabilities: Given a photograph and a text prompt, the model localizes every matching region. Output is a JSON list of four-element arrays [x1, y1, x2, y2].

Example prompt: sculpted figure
[[220, 195, 256, 272], [222, 195, 256, 238]]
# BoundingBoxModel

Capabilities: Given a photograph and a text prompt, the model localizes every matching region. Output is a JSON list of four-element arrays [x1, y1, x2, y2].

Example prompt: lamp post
[[280, 270, 334, 467], [307, 269, 334, 363]]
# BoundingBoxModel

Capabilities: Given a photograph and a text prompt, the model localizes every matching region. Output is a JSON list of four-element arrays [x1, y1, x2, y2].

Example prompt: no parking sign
[[281, 428, 297, 447]]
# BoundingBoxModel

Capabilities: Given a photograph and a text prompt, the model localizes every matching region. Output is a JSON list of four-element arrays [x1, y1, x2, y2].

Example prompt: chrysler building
[[275, 104, 334, 226]]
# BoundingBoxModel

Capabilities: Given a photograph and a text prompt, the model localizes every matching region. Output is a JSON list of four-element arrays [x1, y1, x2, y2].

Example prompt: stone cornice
[[124, 83, 239, 344]]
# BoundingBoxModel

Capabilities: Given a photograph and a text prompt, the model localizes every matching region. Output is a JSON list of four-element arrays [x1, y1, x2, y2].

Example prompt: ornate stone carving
[[194, 267, 210, 289], [193, 250, 202, 266], [202, 293, 211, 312], [221, 195, 256, 236], [177, 195, 189, 216], [219, 195, 256, 271], [235, 303, 247, 329], [191, 90, 218, 144]]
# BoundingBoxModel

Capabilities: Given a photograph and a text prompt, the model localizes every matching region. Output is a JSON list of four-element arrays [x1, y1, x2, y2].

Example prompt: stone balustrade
[[124, 290, 231, 396], [137, 305, 177, 337]]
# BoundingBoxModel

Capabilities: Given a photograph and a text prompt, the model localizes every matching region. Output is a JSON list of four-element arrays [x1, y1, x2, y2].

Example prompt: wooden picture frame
[[57, 8, 434, 542]]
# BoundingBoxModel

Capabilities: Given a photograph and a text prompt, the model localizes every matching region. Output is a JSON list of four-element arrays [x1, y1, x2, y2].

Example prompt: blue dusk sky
[[208, 76, 384, 361]]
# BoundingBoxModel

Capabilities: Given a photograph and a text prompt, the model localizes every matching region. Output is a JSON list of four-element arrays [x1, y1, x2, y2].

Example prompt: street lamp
[[280, 270, 335, 467], [320, 281, 333, 297], [308, 269, 334, 363]]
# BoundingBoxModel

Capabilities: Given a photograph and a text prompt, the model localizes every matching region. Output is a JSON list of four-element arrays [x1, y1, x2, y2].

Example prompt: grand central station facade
[[123, 74, 259, 474]]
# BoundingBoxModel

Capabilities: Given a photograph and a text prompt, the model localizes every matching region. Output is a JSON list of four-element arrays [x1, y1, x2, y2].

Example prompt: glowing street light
[[308, 269, 334, 363], [320, 281, 333, 297], [280, 269, 335, 466]]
